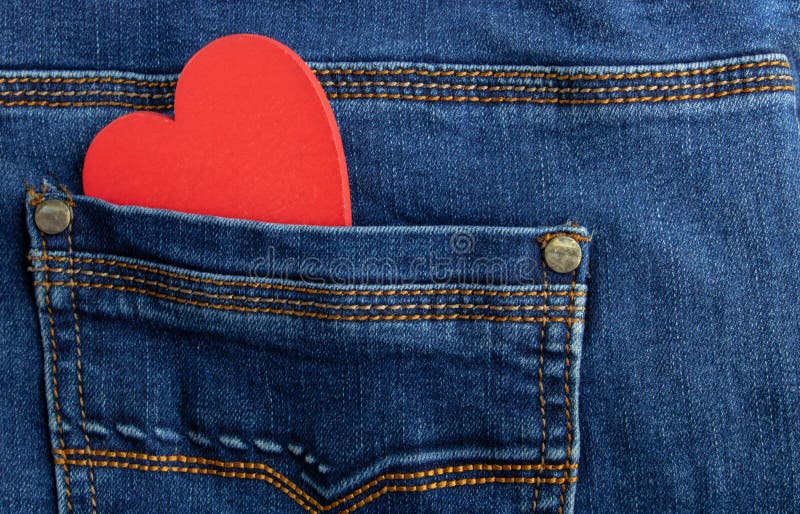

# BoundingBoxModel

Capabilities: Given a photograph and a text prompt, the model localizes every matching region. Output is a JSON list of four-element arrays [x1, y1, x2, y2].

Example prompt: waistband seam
[[1, 57, 792, 108]]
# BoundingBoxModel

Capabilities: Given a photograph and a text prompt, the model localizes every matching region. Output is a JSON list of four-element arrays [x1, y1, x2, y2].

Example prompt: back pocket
[[26, 183, 589, 513]]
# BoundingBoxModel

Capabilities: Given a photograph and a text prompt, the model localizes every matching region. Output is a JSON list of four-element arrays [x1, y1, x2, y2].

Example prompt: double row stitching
[[30, 254, 587, 298], [6, 74, 790, 101], [32, 280, 584, 323], [326, 85, 795, 104], [61, 457, 317, 513], [0, 59, 788, 88], [0, 76, 176, 87], [58, 458, 576, 514], [313, 59, 790, 80], [0, 100, 172, 109], [0, 89, 173, 99], [532, 270, 550, 513], [60, 186, 97, 513], [2, 79, 791, 110], [34, 184, 72, 511], [57, 448, 319, 511], [28, 267, 584, 314], [320, 74, 793, 94], [557, 274, 578, 514], [319, 460, 575, 511], [337, 475, 576, 514], [54, 449, 577, 514], [55, 448, 578, 472]]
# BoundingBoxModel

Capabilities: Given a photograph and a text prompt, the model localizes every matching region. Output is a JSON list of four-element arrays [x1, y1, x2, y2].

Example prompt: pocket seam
[[38, 226, 73, 511], [28, 266, 587, 313], [53, 448, 578, 514], [30, 254, 587, 298], [558, 272, 579, 512], [62, 185, 98, 514], [32, 279, 584, 323]]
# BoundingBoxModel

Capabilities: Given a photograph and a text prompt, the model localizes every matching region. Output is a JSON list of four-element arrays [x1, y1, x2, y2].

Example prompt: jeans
[[1, 2, 799, 513]]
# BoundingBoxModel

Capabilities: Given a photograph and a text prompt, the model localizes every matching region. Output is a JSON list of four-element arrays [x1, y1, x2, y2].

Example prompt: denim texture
[[1, 3, 800, 513], [24, 185, 589, 513]]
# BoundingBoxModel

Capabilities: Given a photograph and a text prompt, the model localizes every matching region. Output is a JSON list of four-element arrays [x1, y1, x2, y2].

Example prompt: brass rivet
[[543, 236, 582, 274], [34, 199, 72, 235]]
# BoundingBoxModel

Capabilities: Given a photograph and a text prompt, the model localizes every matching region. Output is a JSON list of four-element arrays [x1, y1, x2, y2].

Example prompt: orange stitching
[[56, 448, 577, 512], [3, 75, 789, 100], [25, 185, 44, 206], [31, 198, 76, 209], [37, 237, 72, 511], [338, 476, 577, 514], [56, 448, 321, 509], [322, 462, 575, 511], [2, 85, 791, 109], [320, 73, 793, 93], [55, 454, 577, 514], [557, 275, 578, 514], [32, 280, 585, 323], [0, 100, 172, 109], [313, 59, 790, 80], [0, 76, 176, 87], [26, 183, 54, 207], [0, 59, 787, 91], [56, 447, 578, 472], [537, 233, 591, 246], [28, 267, 585, 313], [59, 458, 316, 513], [30, 255, 587, 298], [6, 74, 789, 108], [327, 85, 795, 104], [25, 188, 76, 209], [60, 186, 97, 513], [0, 89, 173, 99], [532, 269, 550, 513]]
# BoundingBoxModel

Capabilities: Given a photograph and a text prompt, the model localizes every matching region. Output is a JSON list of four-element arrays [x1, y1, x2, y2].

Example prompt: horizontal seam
[[55, 449, 577, 512], [60, 457, 316, 512], [0, 76, 176, 87], [55, 448, 578, 473], [0, 100, 172, 109], [334, 474, 578, 514], [60, 458, 578, 514], [319, 74, 793, 94], [1, 59, 789, 89], [2, 85, 792, 109], [28, 267, 583, 312], [32, 280, 585, 322], [0, 89, 173, 99], [30, 255, 586, 298], [55, 452, 577, 514], [312, 59, 790, 80], [326, 84, 795, 104], [4, 74, 790, 99], [55, 448, 313, 509]]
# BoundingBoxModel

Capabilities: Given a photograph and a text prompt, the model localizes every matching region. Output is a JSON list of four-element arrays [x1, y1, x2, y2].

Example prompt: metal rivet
[[543, 236, 582, 274], [34, 199, 72, 235]]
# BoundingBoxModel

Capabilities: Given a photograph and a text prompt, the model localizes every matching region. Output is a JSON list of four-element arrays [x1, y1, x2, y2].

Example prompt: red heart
[[83, 34, 351, 226]]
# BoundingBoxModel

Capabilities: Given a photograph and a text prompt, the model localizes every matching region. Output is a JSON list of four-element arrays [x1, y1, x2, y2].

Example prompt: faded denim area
[[1, 2, 800, 513]]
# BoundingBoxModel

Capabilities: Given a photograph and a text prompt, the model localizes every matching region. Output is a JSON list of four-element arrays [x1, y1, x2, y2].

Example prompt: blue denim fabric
[[25, 185, 589, 513], [1, 3, 800, 513]]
